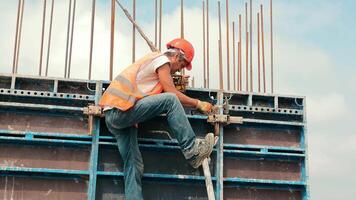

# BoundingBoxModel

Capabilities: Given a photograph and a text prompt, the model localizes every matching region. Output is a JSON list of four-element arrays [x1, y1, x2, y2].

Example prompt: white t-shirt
[[136, 55, 170, 93]]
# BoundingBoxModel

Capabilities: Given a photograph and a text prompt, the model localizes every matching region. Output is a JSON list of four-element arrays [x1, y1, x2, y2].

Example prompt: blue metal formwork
[[0, 73, 309, 200]]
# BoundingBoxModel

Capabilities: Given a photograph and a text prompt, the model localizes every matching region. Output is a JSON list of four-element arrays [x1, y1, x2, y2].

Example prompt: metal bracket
[[83, 105, 103, 117], [207, 114, 243, 125]]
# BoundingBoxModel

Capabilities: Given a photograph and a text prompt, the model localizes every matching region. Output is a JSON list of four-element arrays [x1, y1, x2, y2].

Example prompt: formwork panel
[[96, 178, 208, 200], [0, 112, 88, 134], [224, 158, 301, 181], [98, 146, 213, 176], [224, 124, 301, 148], [0, 144, 90, 170], [0, 176, 88, 200], [224, 187, 302, 200]]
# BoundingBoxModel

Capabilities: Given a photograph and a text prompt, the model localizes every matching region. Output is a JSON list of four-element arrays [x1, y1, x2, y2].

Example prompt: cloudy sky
[[0, 0, 355, 199]]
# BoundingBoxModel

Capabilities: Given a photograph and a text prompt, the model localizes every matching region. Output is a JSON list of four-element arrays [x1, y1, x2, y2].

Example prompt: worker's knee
[[163, 92, 179, 104]]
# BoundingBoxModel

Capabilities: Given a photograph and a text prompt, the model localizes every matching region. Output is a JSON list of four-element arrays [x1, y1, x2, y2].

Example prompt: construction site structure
[[0, 73, 309, 199]]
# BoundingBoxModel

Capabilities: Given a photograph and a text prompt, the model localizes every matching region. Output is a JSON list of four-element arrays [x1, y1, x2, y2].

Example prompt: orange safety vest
[[99, 52, 164, 111]]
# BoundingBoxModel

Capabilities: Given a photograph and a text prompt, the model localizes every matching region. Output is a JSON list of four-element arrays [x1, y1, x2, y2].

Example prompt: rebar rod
[[64, 0, 72, 78], [232, 21, 236, 91], [249, 0, 253, 92], [218, 1, 223, 90], [15, 0, 25, 73], [257, 12, 261, 93], [132, 0, 136, 62], [181, 0, 184, 38], [203, 0, 206, 88], [206, 0, 210, 88], [12, 0, 21, 73], [154, 0, 157, 47], [159, 0, 162, 51], [132, 0, 136, 63], [88, 0, 96, 79], [260, 4, 266, 93], [226, 0, 230, 90], [238, 14, 242, 91], [45, 0, 55, 76], [68, 0, 76, 78], [38, 0, 47, 76], [110, 0, 115, 81], [245, 2, 248, 91], [270, 0, 274, 93]]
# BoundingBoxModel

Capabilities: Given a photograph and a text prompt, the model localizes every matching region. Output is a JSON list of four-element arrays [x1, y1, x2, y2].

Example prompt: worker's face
[[170, 54, 189, 74]]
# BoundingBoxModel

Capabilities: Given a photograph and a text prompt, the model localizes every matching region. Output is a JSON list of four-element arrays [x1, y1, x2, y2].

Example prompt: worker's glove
[[196, 100, 213, 114]]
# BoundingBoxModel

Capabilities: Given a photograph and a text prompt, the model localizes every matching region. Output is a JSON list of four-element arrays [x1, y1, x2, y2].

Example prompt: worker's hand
[[196, 100, 213, 114]]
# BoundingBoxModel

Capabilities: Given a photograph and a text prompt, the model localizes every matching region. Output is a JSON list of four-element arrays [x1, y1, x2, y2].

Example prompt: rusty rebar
[[270, 0, 274, 93], [39, 0, 47, 76], [181, 0, 184, 38], [12, 0, 22, 73], [245, 2, 248, 91], [232, 21, 236, 91], [261, 4, 266, 93], [226, 0, 230, 90], [203, 0, 206, 88], [218, 1, 223, 90], [132, 0, 136, 62], [15, 0, 25, 73], [159, 0, 162, 51], [257, 12, 261, 93], [68, 0, 76, 78], [110, 0, 115, 81], [64, 0, 72, 78], [238, 14, 242, 91], [88, 0, 96, 79], [238, 41, 241, 91], [45, 0, 54, 76], [206, 0, 210, 88], [154, 0, 157, 47], [249, 0, 253, 92]]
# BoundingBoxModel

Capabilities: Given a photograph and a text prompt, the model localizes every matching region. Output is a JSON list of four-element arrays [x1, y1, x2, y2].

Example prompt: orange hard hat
[[166, 38, 195, 70]]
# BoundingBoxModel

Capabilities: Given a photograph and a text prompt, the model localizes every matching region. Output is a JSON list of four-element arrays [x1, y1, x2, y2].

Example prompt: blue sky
[[0, 0, 355, 199]]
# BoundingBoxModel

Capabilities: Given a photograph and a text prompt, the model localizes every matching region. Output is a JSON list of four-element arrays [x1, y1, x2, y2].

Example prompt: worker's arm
[[157, 64, 198, 107]]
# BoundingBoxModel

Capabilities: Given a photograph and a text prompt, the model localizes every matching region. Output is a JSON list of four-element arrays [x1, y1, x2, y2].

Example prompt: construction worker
[[99, 38, 214, 200]]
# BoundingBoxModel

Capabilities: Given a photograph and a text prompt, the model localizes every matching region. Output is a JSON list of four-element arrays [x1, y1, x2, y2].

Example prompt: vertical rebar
[[181, 0, 184, 38], [257, 12, 261, 93], [203, 0, 206, 88], [232, 21, 236, 91], [154, 0, 157, 47], [260, 4, 266, 93], [64, 0, 72, 78], [88, 0, 96, 79], [110, 0, 115, 81], [245, 2, 248, 91], [181, 0, 185, 75], [238, 14, 242, 91], [45, 0, 54, 77], [159, 0, 162, 51], [68, 0, 76, 78], [12, 0, 22, 73], [225, 0, 230, 90], [15, 0, 25, 73], [238, 41, 240, 91], [218, 1, 223, 90], [249, 0, 253, 92], [270, 0, 274, 93], [132, 0, 136, 62], [206, 0, 210, 88], [39, 0, 47, 76]]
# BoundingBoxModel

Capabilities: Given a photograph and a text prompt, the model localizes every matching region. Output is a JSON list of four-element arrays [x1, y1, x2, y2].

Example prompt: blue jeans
[[105, 93, 197, 200]]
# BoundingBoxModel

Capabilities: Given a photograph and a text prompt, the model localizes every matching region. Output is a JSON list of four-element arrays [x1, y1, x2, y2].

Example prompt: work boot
[[189, 133, 215, 169]]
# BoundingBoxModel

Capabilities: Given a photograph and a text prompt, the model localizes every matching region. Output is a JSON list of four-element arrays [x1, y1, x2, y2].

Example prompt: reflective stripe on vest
[[99, 52, 163, 111]]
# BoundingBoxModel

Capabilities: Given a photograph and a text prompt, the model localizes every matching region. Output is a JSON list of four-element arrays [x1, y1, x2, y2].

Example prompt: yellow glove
[[196, 100, 213, 113]]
